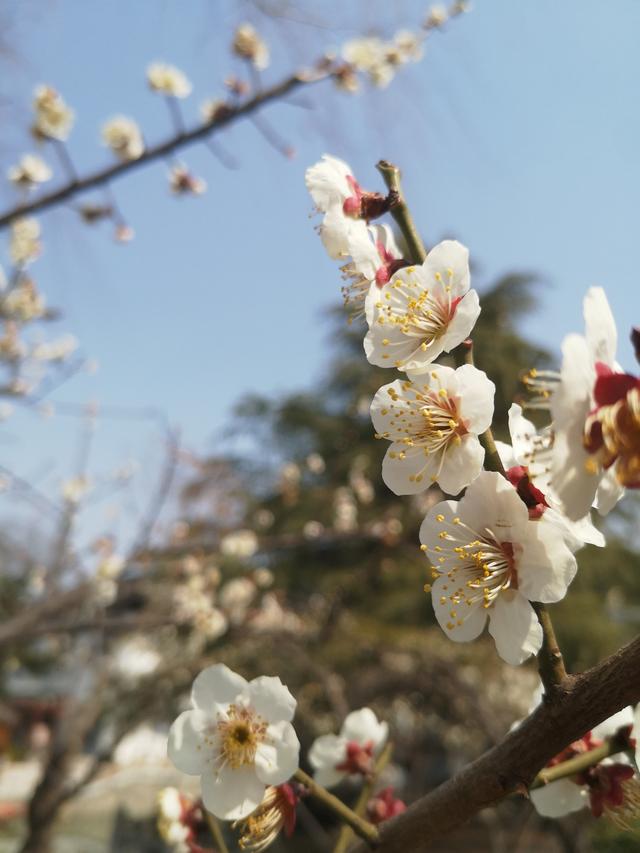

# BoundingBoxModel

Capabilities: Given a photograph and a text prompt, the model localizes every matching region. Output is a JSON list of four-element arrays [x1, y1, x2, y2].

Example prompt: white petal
[[530, 779, 587, 817], [488, 592, 542, 665], [516, 519, 576, 604], [592, 706, 635, 740], [201, 765, 265, 820], [419, 499, 460, 548], [431, 575, 488, 642], [191, 664, 247, 712], [309, 734, 346, 776], [247, 676, 296, 723], [495, 440, 519, 470], [381, 444, 441, 495], [341, 708, 388, 751], [457, 471, 529, 541], [550, 334, 598, 520], [305, 154, 351, 210], [584, 286, 617, 367], [254, 720, 300, 784], [455, 364, 495, 434], [437, 435, 484, 496], [347, 221, 379, 280], [167, 709, 209, 775], [370, 380, 406, 438], [594, 467, 625, 516], [423, 240, 470, 298], [314, 764, 346, 788], [320, 204, 353, 259], [439, 289, 481, 353]]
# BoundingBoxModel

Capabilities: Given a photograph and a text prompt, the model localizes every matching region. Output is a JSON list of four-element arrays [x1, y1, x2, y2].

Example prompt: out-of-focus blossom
[[113, 723, 168, 766], [233, 23, 270, 70], [421, 471, 577, 665], [168, 663, 300, 819], [221, 529, 258, 559], [309, 708, 388, 788], [333, 486, 358, 532], [371, 364, 494, 495], [157, 787, 202, 853], [200, 98, 230, 123], [61, 476, 90, 504], [253, 567, 274, 588], [249, 593, 304, 635], [169, 164, 207, 195], [32, 85, 75, 140], [147, 63, 192, 98], [219, 577, 256, 624], [3, 279, 46, 322], [114, 224, 135, 243], [8, 154, 52, 187], [102, 116, 144, 161], [303, 520, 325, 539], [306, 453, 326, 474], [112, 635, 161, 681], [365, 240, 480, 372], [32, 334, 78, 362], [10, 218, 42, 267], [367, 787, 407, 824]]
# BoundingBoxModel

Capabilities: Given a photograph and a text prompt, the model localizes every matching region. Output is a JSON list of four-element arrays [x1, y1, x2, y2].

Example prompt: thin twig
[[333, 742, 393, 853], [294, 769, 379, 847], [376, 160, 426, 264], [532, 602, 569, 690], [0, 69, 329, 230]]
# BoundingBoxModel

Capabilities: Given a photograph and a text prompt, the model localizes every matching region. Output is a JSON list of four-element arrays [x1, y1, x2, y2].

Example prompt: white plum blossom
[[496, 403, 605, 549], [8, 154, 52, 187], [233, 23, 270, 69], [168, 664, 300, 820], [550, 287, 630, 520], [4, 280, 46, 322], [10, 218, 41, 267], [530, 705, 640, 827], [305, 155, 383, 259], [420, 471, 577, 665], [102, 116, 144, 162], [112, 635, 161, 682], [147, 63, 192, 98], [341, 222, 403, 317], [309, 708, 388, 788], [221, 529, 258, 559], [32, 85, 75, 140], [371, 364, 494, 495], [364, 240, 481, 372]]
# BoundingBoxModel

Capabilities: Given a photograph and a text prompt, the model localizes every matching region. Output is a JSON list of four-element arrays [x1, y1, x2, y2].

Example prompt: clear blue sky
[[1, 0, 639, 548]]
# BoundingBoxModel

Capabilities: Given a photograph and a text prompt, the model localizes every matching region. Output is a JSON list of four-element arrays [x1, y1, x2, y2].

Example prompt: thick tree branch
[[532, 602, 569, 690], [353, 633, 640, 853]]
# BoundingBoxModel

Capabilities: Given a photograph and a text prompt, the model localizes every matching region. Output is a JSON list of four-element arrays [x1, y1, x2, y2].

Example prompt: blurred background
[[0, 1, 639, 851]]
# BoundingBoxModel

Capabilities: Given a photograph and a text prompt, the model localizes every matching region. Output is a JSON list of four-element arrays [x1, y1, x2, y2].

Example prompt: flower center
[[583, 364, 640, 487], [424, 514, 518, 630], [216, 703, 268, 770], [375, 267, 462, 360]]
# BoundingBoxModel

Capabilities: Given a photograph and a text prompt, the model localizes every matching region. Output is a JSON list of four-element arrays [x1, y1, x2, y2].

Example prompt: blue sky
[[1, 0, 639, 547]]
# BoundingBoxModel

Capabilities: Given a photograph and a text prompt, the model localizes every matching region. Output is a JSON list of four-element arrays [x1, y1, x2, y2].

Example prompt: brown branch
[[0, 68, 329, 230], [532, 602, 568, 691], [353, 633, 640, 853], [0, 582, 91, 651], [376, 160, 426, 265]]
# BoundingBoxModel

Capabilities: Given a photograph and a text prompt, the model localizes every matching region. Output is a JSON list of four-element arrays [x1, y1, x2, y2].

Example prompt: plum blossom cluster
[[530, 702, 640, 830], [335, 2, 469, 93], [166, 664, 399, 850], [305, 152, 640, 676]]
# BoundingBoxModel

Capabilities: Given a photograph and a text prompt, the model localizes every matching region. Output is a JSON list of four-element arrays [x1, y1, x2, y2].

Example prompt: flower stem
[[294, 768, 380, 847], [376, 160, 426, 265], [532, 602, 569, 690], [333, 743, 393, 853], [204, 808, 229, 853], [530, 734, 631, 790]]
